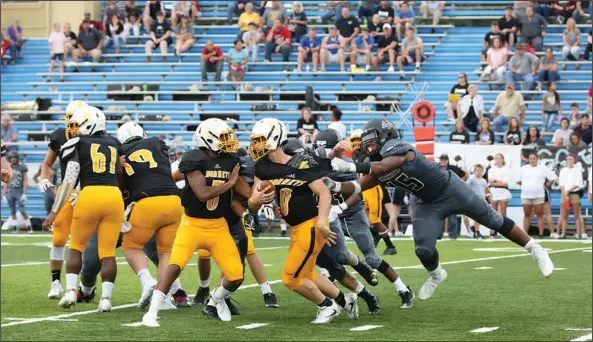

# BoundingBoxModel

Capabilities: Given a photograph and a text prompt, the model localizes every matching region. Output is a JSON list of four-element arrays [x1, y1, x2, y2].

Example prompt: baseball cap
[[382, 23, 392, 31], [439, 154, 449, 160]]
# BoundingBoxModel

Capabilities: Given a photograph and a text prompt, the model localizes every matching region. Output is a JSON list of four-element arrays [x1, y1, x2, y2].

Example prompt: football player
[[38, 100, 87, 299], [327, 118, 554, 300], [42, 106, 125, 312], [1, 140, 12, 183], [247, 118, 358, 324], [116, 122, 184, 308], [142, 118, 247, 326], [3, 151, 31, 232]]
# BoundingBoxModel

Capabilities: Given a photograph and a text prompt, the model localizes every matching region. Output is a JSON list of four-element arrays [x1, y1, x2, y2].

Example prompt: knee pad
[[52, 231, 69, 248], [334, 250, 350, 266], [364, 252, 382, 270], [282, 271, 303, 291], [415, 245, 436, 261], [498, 216, 515, 237], [325, 263, 347, 281]]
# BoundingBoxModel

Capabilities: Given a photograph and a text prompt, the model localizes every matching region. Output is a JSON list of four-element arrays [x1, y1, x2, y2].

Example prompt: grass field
[[1, 233, 591, 341]]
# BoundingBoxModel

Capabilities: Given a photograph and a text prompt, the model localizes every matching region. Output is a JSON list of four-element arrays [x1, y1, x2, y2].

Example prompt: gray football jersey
[[8, 164, 28, 189], [375, 140, 450, 202]]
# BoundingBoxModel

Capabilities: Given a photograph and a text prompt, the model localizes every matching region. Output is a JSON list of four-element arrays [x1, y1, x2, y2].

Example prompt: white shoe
[[138, 280, 156, 309], [58, 289, 77, 308], [443, 232, 449, 237], [550, 233, 558, 239], [142, 311, 160, 327], [581, 233, 589, 239], [211, 295, 231, 322], [161, 295, 177, 311], [387, 66, 395, 72], [394, 231, 403, 237], [311, 300, 341, 324], [530, 243, 554, 278], [418, 268, 448, 301], [342, 293, 359, 320], [97, 297, 112, 312], [48, 280, 64, 299]]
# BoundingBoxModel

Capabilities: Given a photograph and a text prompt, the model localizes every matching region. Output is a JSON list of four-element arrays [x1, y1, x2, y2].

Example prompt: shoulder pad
[[286, 152, 319, 169], [380, 139, 413, 158], [178, 149, 208, 174], [60, 137, 80, 160]]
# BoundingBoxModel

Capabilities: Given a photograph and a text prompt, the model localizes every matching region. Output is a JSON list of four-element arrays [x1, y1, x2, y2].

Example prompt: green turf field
[[1, 234, 591, 341]]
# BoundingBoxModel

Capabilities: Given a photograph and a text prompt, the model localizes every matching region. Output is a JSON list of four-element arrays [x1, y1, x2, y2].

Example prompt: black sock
[[358, 288, 373, 301], [51, 270, 61, 282], [383, 236, 395, 248], [335, 291, 346, 307], [318, 297, 332, 307], [370, 227, 379, 239]]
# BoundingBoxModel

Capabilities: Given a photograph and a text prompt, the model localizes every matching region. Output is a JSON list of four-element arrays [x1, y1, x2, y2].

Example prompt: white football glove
[[331, 158, 357, 173], [38, 178, 55, 193], [403, 195, 409, 205], [322, 177, 340, 192], [258, 204, 275, 220], [69, 193, 78, 207], [20, 193, 27, 204], [328, 205, 343, 222]]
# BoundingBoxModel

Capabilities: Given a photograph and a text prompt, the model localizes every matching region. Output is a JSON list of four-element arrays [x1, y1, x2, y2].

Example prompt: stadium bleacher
[[1, 0, 591, 223]]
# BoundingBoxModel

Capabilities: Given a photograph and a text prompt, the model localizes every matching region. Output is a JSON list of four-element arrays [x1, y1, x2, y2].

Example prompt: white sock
[[212, 285, 233, 302], [171, 278, 182, 294], [393, 277, 408, 292], [65, 273, 78, 291], [428, 264, 442, 277], [101, 281, 114, 299], [415, 62, 420, 67], [354, 280, 365, 294], [50, 246, 65, 261], [199, 279, 210, 288], [524, 238, 536, 251], [81, 284, 94, 295], [259, 282, 272, 295], [137, 268, 154, 289], [148, 290, 166, 314], [280, 223, 287, 232]]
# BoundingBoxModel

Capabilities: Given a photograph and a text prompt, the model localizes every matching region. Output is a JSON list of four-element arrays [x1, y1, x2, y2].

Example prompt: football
[[258, 180, 276, 203]]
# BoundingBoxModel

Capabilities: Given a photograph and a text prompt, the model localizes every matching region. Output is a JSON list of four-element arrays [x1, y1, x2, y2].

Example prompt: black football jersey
[[122, 137, 180, 202], [225, 155, 257, 226], [61, 134, 123, 189], [254, 156, 327, 227], [48, 128, 69, 182], [178, 149, 239, 219]]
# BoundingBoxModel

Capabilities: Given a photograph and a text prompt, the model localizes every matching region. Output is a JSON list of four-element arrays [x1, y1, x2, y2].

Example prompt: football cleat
[[419, 268, 448, 301], [202, 304, 219, 320], [530, 243, 554, 278], [193, 286, 209, 305], [210, 296, 231, 322], [383, 246, 397, 255], [352, 260, 379, 286], [399, 286, 415, 309], [58, 289, 77, 308], [225, 297, 240, 316], [361, 290, 381, 315], [342, 293, 359, 320], [142, 311, 160, 327], [138, 281, 156, 309], [161, 295, 177, 311], [311, 300, 341, 324], [97, 297, 112, 312], [263, 293, 279, 308], [48, 280, 64, 299], [173, 289, 191, 308], [77, 286, 96, 303]]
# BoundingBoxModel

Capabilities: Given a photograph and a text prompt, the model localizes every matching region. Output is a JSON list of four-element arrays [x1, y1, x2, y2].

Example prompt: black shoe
[[383, 246, 397, 255], [398, 286, 414, 309], [281, 230, 287, 237], [361, 290, 381, 315], [476, 232, 484, 240], [193, 286, 209, 305], [202, 304, 219, 320], [352, 259, 379, 286], [76, 286, 96, 303], [173, 289, 190, 308], [263, 293, 279, 308], [225, 297, 240, 315]]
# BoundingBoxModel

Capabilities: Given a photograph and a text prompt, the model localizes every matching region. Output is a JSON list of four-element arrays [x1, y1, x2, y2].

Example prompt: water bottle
[[142, 83, 148, 92]]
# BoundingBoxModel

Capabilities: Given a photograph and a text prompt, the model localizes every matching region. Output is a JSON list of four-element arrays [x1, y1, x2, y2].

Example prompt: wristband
[[338, 202, 349, 211], [350, 181, 362, 195], [354, 162, 371, 175]]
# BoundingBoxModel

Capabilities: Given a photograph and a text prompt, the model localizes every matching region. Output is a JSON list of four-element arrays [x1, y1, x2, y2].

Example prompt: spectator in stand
[[514, 0, 532, 18], [63, 23, 78, 61], [394, 2, 415, 41], [537, 48, 561, 90], [227, 39, 249, 90], [288, 1, 308, 43], [375, 0, 395, 24], [297, 27, 322, 72], [504, 117, 524, 145], [557, 154, 585, 238], [172, 1, 198, 27], [358, 0, 380, 21], [73, 19, 104, 71], [104, 14, 125, 55], [227, 0, 253, 25], [103, 1, 123, 29], [2, 152, 31, 231], [1, 115, 18, 151], [396, 26, 424, 79], [588, 84, 592, 115], [481, 37, 508, 85], [488, 153, 512, 233], [568, 131, 585, 154], [124, 1, 142, 37], [48, 23, 66, 82], [521, 126, 545, 162], [445, 72, 469, 122], [449, 119, 470, 144], [562, 18, 582, 67], [505, 43, 539, 91], [262, 1, 288, 31], [371, 24, 398, 78], [328, 107, 347, 140], [243, 23, 262, 63], [238, 3, 262, 40], [321, 1, 346, 25], [336, 7, 361, 64], [297, 107, 318, 143], [144, 1, 165, 33], [1, 34, 15, 64], [542, 81, 562, 132], [552, 0, 577, 24], [552, 117, 574, 146], [475, 118, 495, 145], [585, 32, 592, 61], [80, 12, 104, 32], [201, 40, 224, 82], [573, 0, 592, 23], [458, 84, 485, 132], [535, 0, 554, 21], [480, 22, 504, 70], [144, 11, 172, 62], [174, 14, 195, 54], [568, 102, 581, 127], [351, 26, 374, 71], [320, 25, 343, 72], [573, 114, 592, 145], [517, 6, 547, 52], [368, 14, 385, 37], [264, 19, 291, 69], [493, 83, 525, 132], [420, 1, 445, 26], [6, 19, 24, 60], [498, 5, 520, 49], [517, 152, 556, 237]]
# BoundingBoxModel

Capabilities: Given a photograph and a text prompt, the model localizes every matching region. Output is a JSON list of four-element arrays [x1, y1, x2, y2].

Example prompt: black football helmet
[[360, 118, 399, 156], [313, 129, 341, 150], [282, 138, 307, 156]]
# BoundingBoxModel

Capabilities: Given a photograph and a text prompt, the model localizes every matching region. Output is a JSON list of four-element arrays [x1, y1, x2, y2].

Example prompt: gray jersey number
[[386, 172, 424, 192]]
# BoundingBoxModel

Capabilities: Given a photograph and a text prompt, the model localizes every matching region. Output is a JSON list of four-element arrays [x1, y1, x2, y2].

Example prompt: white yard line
[[470, 327, 499, 333], [236, 323, 269, 329], [3, 317, 79, 322], [566, 329, 593, 331], [571, 333, 593, 341], [350, 325, 383, 331]]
